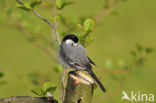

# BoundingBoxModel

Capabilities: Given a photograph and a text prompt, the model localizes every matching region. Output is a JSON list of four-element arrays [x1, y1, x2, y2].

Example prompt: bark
[[0, 96, 58, 103], [64, 71, 94, 103]]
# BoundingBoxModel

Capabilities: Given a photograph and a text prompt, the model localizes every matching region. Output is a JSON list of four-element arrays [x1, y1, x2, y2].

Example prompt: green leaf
[[62, 1, 74, 8], [136, 44, 143, 52], [103, 4, 109, 9], [137, 57, 145, 65], [30, 0, 42, 9], [6, 7, 12, 14], [103, 0, 110, 9], [0, 72, 4, 78], [83, 19, 95, 34], [117, 59, 125, 68], [54, 65, 63, 73], [28, 73, 40, 85], [56, 0, 65, 9], [86, 36, 94, 47], [79, 35, 85, 45], [24, 3, 32, 9], [145, 48, 154, 54], [105, 59, 112, 69], [16, 3, 32, 11], [43, 82, 57, 94], [77, 24, 84, 31], [54, 15, 61, 23], [31, 88, 45, 96], [56, 0, 74, 10], [16, 0, 41, 11]]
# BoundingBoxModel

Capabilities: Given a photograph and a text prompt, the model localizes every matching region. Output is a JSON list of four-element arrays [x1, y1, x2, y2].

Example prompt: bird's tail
[[88, 70, 106, 92]]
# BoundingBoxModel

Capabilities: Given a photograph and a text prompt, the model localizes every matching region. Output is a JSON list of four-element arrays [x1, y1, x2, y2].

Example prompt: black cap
[[62, 34, 78, 43]]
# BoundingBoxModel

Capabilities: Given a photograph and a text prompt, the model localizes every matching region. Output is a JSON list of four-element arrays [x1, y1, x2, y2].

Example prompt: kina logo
[[121, 91, 154, 102]]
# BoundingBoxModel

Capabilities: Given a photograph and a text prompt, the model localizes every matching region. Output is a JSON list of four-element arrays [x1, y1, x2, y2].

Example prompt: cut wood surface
[[64, 71, 94, 103]]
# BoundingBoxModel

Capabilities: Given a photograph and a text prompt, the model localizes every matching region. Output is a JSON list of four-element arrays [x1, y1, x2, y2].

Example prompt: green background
[[0, 0, 156, 102]]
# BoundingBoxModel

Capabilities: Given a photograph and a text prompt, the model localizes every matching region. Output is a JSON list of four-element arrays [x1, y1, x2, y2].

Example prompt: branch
[[95, 55, 145, 102], [0, 96, 58, 103], [95, 0, 122, 23], [16, 0, 60, 45], [11, 16, 59, 63]]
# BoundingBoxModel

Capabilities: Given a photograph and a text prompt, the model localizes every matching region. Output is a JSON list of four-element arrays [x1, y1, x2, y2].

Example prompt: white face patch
[[65, 39, 77, 46], [65, 39, 73, 44]]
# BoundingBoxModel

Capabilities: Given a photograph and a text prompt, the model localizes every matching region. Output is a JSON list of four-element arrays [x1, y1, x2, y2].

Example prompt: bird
[[59, 34, 106, 92]]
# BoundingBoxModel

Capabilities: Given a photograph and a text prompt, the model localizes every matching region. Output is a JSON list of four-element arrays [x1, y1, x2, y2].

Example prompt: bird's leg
[[61, 66, 67, 102]]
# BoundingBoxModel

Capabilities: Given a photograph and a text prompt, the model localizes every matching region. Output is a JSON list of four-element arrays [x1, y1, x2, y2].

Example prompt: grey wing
[[59, 43, 68, 67], [67, 44, 92, 70]]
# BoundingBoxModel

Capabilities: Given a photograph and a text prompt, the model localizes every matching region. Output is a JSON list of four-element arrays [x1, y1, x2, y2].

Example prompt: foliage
[[16, 0, 95, 47], [0, 72, 6, 86], [0, 72, 4, 78], [16, 0, 42, 11], [77, 18, 95, 46], [83, 19, 95, 34], [130, 44, 154, 65], [54, 65, 63, 73], [105, 44, 154, 81], [50, 15, 61, 23], [28, 72, 53, 86], [30, 0, 42, 9], [56, 0, 74, 10], [14, 0, 155, 101], [31, 82, 57, 97], [0, 0, 154, 102]]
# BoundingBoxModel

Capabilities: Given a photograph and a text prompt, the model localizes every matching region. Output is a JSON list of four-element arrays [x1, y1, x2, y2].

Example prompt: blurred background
[[0, 0, 156, 103]]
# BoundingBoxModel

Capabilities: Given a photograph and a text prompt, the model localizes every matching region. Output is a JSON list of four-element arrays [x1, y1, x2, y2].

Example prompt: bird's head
[[62, 34, 78, 46]]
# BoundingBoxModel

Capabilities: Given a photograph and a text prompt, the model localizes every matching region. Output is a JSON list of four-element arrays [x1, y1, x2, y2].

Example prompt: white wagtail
[[59, 34, 106, 92]]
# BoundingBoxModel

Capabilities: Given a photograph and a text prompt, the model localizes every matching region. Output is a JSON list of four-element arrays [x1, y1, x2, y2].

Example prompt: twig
[[95, 55, 144, 102], [32, 10, 60, 45], [61, 67, 67, 101], [16, 0, 60, 45], [16, 0, 66, 102], [50, 24, 58, 50], [10, 13, 59, 63], [95, 0, 122, 23]]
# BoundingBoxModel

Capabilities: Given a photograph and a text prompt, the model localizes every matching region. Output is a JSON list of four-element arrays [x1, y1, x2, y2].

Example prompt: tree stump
[[64, 71, 94, 103]]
